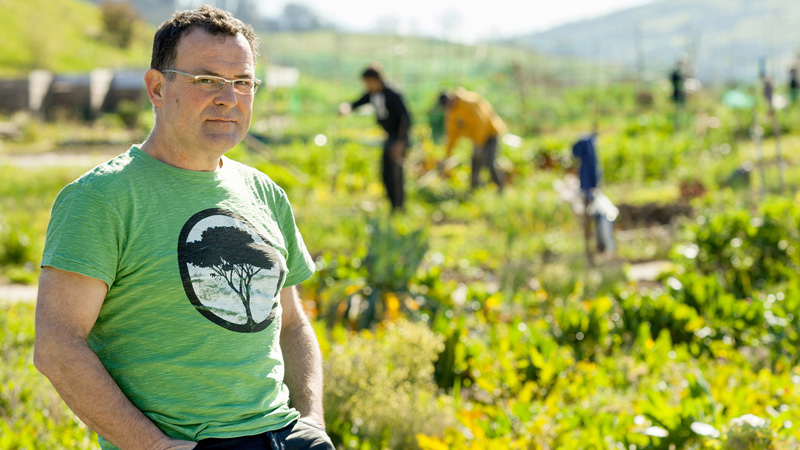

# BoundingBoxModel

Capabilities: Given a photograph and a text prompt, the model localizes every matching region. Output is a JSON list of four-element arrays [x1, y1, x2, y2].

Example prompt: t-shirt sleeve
[[274, 188, 315, 287], [41, 183, 124, 288]]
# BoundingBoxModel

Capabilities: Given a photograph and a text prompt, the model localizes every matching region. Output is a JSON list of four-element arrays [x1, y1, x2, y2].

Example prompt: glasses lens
[[195, 76, 223, 91], [233, 80, 255, 95]]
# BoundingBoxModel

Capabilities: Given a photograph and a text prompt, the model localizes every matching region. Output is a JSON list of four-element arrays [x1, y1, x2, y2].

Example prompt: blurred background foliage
[[3, 0, 800, 449]]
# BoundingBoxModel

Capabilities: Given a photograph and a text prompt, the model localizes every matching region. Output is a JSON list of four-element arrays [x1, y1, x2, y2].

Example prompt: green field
[[0, 0, 151, 76], [3, 1, 800, 449]]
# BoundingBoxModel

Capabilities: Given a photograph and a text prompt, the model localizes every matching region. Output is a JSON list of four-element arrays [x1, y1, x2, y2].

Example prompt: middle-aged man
[[34, 6, 334, 450]]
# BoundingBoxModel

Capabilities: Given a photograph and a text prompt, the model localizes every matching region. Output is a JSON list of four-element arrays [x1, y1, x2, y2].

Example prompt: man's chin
[[202, 132, 245, 153]]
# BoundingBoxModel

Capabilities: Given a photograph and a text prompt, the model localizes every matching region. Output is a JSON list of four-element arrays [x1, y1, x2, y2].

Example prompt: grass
[[0, 0, 151, 76], [0, 301, 98, 449]]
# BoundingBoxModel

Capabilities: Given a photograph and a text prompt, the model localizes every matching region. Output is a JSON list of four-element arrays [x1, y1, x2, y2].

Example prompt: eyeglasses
[[162, 69, 261, 95]]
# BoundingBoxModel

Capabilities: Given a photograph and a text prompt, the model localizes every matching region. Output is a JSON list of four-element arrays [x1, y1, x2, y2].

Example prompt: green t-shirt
[[41, 146, 315, 448]]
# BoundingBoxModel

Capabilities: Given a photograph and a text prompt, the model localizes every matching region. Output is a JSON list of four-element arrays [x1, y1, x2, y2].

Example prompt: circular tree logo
[[177, 208, 287, 333]]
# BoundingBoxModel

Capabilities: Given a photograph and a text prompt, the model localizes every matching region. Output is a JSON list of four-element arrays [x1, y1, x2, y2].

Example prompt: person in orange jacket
[[439, 89, 506, 191]]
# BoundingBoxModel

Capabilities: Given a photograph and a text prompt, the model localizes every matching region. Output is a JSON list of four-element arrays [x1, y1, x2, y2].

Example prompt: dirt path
[[627, 260, 673, 283], [0, 148, 125, 169], [0, 284, 37, 305]]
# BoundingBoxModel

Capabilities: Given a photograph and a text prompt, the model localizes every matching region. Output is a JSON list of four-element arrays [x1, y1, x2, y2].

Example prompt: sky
[[259, 0, 654, 42]]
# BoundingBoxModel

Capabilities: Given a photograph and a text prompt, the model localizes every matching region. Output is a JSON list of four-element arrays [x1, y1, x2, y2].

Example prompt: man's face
[[158, 29, 255, 156], [362, 77, 382, 93]]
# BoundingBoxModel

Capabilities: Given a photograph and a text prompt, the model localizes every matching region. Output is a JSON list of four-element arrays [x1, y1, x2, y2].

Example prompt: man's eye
[[196, 77, 217, 85], [234, 80, 254, 88]]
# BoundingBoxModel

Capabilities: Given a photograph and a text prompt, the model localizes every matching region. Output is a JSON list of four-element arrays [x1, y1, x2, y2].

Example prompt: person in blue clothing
[[572, 126, 616, 255], [572, 134, 599, 200], [339, 66, 411, 211]]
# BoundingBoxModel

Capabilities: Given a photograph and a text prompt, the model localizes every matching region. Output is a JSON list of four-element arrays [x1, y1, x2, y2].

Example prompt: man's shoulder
[[225, 157, 268, 180], [49, 150, 140, 217], [68, 149, 139, 194], [224, 157, 286, 195], [382, 85, 404, 99]]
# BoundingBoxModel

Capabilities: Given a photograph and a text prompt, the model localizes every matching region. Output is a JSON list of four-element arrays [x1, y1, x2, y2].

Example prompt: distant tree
[[184, 226, 276, 327], [100, 1, 140, 49], [234, 0, 259, 25], [279, 3, 321, 32]]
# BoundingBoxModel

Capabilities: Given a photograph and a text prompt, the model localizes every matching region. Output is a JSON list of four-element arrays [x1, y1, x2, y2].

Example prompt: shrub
[[323, 321, 454, 449], [677, 198, 800, 298], [725, 414, 775, 450], [100, 1, 140, 49], [0, 303, 97, 449], [616, 288, 704, 346]]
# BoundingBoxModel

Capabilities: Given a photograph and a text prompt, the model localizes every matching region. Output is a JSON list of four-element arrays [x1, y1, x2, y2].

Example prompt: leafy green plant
[[616, 288, 705, 346], [676, 198, 800, 298], [0, 303, 98, 449], [322, 320, 453, 449], [725, 415, 775, 450]]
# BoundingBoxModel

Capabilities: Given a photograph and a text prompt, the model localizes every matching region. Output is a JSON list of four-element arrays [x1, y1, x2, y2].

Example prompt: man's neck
[[140, 131, 223, 172]]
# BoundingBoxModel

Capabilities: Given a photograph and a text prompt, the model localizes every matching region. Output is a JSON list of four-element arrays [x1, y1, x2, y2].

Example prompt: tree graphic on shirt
[[183, 226, 276, 327]]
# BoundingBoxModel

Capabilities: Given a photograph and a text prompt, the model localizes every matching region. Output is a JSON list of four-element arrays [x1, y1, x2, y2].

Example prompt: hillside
[[0, 0, 584, 88], [260, 31, 556, 83], [514, 0, 800, 83], [0, 0, 151, 76]]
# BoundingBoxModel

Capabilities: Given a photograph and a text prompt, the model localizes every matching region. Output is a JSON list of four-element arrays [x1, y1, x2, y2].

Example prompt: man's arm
[[279, 285, 325, 427], [34, 266, 195, 450], [338, 92, 370, 116], [443, 109, 460, 158], [350, 92, 370, 110]]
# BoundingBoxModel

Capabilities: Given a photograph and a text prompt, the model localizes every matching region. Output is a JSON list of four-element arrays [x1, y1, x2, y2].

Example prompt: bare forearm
[[36, 341, 184, 450], [280, 320, 325, 424], [444, 134, 457, 158]]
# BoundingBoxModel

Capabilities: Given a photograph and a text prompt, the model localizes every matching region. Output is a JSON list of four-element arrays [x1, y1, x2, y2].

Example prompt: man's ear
[[144, 69, 164, 108]]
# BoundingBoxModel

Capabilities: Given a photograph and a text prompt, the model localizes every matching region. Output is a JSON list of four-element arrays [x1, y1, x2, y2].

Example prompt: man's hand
[[437, 155, 458, 177], [337, 102, 352, 116], [146, 436, 197, 450], [390, 140, 406, 164], [301, 413, 326, 429]]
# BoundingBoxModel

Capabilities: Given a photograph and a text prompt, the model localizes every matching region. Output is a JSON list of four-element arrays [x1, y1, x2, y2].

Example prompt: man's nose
[[214, 82, 239, 107]]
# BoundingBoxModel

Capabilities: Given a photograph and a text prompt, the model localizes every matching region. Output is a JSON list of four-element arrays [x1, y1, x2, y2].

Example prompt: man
[[439, 89, 506, 191], [762, 72, 774, 112], [670, 61, 686, 107], [34, 6, 333, 450], [339, 66, 411, 211]]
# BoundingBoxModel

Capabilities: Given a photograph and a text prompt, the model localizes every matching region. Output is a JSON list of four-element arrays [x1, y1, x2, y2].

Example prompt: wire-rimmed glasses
[[162, 69, 261, 95]]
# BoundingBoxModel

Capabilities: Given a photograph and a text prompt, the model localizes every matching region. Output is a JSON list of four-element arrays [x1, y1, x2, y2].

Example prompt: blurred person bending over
[[439, 89, 506, 192], [34, 5, 333, 450], [339, 66, 411, 211]]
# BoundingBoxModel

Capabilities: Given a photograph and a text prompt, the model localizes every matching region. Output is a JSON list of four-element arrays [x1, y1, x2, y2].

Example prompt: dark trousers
[[472, 136, 504, 190], [194, 419, 334, 450], [382, 137, 406, 210]]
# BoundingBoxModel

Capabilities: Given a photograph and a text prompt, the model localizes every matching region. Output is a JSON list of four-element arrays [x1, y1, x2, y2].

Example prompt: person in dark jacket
[[339, 66, 411, 211], [670, 61, 686, 107]]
